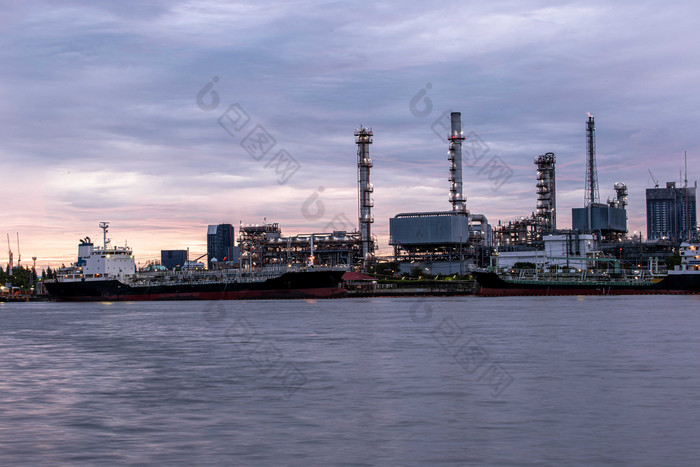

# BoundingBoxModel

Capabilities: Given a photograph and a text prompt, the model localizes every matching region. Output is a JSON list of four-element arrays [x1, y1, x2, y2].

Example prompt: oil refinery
[[199, 111, 695, 275], [4, 111, 697, 284]]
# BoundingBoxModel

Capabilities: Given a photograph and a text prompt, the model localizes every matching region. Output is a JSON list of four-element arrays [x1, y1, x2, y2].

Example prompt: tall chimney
[[448, 112, 467, 213]]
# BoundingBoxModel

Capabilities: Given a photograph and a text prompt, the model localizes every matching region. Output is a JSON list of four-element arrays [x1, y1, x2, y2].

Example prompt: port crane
[[16, 233, 21, 268], [648, 169, 659, 188], [191, 253, 207, 262], [6, 233, 13, 276], [185, 252, 208, 269]]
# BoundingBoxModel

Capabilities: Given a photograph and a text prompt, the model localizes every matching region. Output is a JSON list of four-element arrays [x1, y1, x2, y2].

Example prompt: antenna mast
[[99, 222, 110, 249], [16, 233, 21, 267]]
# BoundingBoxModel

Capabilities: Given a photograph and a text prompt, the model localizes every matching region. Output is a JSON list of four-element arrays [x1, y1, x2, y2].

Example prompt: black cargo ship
[[474, 270, 700, 296], [45, 269, 348, 301], [475, 242, 700, 296], [44, 224, 348, 301]]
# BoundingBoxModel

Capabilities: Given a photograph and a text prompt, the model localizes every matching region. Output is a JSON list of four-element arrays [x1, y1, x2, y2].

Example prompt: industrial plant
[[147, 111, 696, 275], [178, 126, 376, 272], [3, 107, 698, 299], [388, 112, 490, 274]]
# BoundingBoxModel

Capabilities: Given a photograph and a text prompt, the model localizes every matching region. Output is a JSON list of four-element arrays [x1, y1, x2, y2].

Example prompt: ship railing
[[125, 264, 346, 287], [503, 273, 655, 286]]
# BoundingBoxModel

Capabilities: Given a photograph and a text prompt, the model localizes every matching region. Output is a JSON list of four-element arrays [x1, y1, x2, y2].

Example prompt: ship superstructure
[[57, 222, 136, 282]]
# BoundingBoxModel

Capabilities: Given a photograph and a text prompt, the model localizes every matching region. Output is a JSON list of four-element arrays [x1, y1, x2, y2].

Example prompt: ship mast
[[99, 222, 110, 250]]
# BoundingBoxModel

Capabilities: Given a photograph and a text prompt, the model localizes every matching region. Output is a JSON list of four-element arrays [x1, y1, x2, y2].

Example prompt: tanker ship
[[44, 226, 348, 301], [474, 242, 700, 296]]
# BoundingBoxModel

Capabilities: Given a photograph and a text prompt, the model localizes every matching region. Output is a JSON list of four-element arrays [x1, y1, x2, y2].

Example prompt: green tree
[[372, 261, 400, 276], [665, 252, 682, 269]]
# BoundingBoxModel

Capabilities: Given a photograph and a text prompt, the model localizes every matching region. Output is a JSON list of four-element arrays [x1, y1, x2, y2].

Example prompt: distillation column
[[535, 152, 556, 232], [614, 182, 628, 210], [448, 112, 467, 213], [355, 127, 374, 268]]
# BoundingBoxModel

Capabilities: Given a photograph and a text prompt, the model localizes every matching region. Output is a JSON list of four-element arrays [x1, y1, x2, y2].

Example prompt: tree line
[[1, 265, 59, 290]]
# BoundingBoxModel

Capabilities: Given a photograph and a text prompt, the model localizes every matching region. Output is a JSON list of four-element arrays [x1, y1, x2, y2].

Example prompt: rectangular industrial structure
[[160, 250, 187, 270], [646, 182, 697, 241], [572, 204, 627, 234], [389, 212, 470, 246]]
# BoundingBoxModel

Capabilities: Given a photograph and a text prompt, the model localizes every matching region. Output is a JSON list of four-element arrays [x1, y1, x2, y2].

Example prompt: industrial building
[[571, 204, 627, 235], [207, 223, 239, 269], [493, 152, 557, 247], [646, 181, 697, 241], [161, 250, 187, 270], [237, 222, 362, 268], [234, 127, 375, 270], [196, 111, 671, 275], [389, 112, 491, 273], [493, 114, 636, 272], [495, 233, 600, 271], [570, 115, 627, 237]]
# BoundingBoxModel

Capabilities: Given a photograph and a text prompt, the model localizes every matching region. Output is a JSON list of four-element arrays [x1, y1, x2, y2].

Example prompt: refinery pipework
[[535, 152, 556, 232], [355, 126, 375, 268]]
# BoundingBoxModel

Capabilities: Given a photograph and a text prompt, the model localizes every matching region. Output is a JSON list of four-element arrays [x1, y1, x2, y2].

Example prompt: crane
[[184, 253, 207, 270], [6, 233, 13, 276], [648, 169, 659, 188], [16, 232, 21, 267]]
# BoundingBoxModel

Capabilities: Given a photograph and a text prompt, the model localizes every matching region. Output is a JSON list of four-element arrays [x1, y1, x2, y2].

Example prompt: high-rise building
[[161, 250, 187, 270], [207, 224, 237, 269], [646, 182, 697, 241]]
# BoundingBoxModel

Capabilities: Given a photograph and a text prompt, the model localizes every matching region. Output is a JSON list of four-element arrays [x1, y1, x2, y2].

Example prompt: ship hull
[[45, 270, 348, 301], [474, 271, 700, 297]]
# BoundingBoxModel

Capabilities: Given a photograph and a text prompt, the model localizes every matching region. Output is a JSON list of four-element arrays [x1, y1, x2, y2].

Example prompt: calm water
[[1, 296, 700, 466]]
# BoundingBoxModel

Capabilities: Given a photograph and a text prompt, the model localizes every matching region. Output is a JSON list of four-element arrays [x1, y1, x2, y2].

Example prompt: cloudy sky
[[2, 0, 700, 268]]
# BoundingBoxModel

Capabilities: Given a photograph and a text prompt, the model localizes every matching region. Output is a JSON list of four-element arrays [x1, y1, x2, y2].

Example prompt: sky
[[2, 0, 700, 269]]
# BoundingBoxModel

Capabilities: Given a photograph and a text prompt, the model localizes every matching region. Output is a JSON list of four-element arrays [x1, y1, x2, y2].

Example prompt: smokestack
[[448, 112, 466, 213]]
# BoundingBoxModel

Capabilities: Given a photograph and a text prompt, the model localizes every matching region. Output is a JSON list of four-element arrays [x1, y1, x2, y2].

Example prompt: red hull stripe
[[59, 287, 349, 302], [478, 287, 698, 297]]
